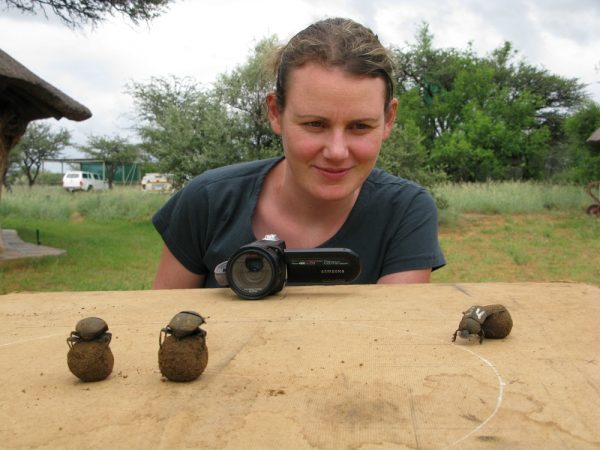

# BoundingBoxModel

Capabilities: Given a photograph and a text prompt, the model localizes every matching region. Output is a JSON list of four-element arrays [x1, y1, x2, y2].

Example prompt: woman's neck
[[252, 160, 359, 248]]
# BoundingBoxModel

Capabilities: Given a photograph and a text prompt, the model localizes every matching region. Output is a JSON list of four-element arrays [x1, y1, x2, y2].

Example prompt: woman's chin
[[309, 185, 358, 202]]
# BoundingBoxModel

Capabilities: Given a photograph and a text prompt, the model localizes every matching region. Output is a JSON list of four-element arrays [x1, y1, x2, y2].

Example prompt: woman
[[152, 17, 445, 289]]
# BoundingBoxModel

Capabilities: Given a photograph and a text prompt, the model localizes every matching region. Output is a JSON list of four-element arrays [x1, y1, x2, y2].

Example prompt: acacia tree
[[214, 36, 282, 161], [1, 0, 173, 27], [378, 119, 446, 188], [392, 23, 587, 181], [10, 122, 70, 186], [128, 76, 239, 187], [79, 135, 140, 188]]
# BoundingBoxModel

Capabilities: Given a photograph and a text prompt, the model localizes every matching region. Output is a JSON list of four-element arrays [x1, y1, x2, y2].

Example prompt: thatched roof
[[587, 127, 600, 144], [0, 48, 92, 122]]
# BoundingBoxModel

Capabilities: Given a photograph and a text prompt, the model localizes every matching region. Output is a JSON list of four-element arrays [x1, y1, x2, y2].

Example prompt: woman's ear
[[266, 92, 282, 135], [383, 98, 398, 140]]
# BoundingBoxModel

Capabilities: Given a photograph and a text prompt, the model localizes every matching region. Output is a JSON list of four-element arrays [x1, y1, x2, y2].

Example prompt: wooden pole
[[0, 108, 28, 252]]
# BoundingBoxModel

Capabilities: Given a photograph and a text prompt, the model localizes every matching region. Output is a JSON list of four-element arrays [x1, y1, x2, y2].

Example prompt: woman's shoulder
[[186, 157, 283, 189], [366, 167, 427, 195]]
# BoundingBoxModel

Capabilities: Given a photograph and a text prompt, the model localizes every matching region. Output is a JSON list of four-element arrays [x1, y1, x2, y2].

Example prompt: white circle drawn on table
[[349, 322, 505, 449]]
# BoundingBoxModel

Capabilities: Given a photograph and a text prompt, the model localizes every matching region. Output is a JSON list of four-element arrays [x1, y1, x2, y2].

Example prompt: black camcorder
[[214, 234, 361, 300]]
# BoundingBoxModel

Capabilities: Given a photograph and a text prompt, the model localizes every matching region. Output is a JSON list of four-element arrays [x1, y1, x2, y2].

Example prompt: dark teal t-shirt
[[152, 157, 445, 287]]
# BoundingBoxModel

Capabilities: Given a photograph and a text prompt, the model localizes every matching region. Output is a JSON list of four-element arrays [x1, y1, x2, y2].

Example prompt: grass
[[0, 186, 167, 293], [433, 181, 592, 224], [0, 185, 168, 222], [1, 182, 599, 293], [431, 213, 599, 284], [0, 218, 163, 292]]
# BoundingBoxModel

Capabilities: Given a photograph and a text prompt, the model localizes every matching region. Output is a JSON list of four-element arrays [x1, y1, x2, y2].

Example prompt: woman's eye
[[304, 121, 324, 128], [351, 122, 371, 130]]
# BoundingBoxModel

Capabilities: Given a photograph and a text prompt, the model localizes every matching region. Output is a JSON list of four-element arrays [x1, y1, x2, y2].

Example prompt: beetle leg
[[66, 335, 80, 349], [99, 332, 112, 345], [159, 327, 169, 348], [452, 330, 458, 342], [478, 330, 484, 344]]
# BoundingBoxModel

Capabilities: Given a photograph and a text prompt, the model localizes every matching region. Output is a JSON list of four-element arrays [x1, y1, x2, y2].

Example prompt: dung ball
[[67, 340, 114, 382], [158, 334, 208, 382], [482, 305, 513, 339]]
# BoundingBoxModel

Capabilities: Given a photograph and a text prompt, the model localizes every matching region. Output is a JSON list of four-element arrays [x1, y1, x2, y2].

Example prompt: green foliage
[[128, 76, 240, 187], [431, 130, 500, 182], [128, 38, 284, 185], [33, 171, 63, 185], [214, 36, 282, 160], [488, 41, 585, 138], [391, 24, 585, 182], [378, 119, 446, 187], [563, 102, 600, 182], [10, 121, 71, 186]]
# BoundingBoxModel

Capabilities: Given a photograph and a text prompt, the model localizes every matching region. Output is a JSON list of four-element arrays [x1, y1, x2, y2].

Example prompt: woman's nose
[[323, 129, 348, 160]]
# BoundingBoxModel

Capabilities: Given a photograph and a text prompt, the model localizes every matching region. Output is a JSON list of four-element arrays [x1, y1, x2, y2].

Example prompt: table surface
[[1, 282, 599, 449]]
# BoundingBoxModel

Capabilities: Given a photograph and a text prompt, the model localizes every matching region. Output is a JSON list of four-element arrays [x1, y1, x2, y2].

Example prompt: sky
[[1, 0, 600, 158]]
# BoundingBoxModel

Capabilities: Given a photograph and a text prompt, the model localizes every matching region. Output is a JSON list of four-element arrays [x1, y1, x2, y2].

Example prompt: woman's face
[[267, 63, 398, 203]]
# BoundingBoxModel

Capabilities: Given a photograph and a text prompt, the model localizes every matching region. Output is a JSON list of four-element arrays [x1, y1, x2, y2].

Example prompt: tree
[[128, 76, 239, 187], [11, 121, 70, 186], [378, 119, 445, 187], [563, 101, 600, 182], [79, 135, 140, 189], [390, 24, 588, 182], [488, 42, 586, 142], [214, 36, 282, 161], [1, 0, 173, 27], [426, 64, 551, 181]]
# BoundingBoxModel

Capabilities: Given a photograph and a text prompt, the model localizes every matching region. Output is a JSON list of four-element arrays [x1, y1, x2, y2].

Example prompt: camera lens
[[245, 256, 264, 272], [228, 250, 275, 299]]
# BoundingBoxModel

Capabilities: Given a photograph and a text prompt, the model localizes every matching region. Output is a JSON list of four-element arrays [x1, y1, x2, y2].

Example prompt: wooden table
[[1, 283, 599, 449]]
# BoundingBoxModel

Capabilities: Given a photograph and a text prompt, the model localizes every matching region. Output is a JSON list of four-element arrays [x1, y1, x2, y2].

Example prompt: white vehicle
[[141, 173, 172, 191], [62, 171, 108, 192]]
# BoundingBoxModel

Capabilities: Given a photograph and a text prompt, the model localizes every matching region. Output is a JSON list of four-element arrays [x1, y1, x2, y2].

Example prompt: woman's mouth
[[315, 166, 351, 180]]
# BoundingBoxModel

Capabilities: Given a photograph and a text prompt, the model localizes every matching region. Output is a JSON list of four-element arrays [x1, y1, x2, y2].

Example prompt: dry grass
[[432, 213, 600, 285], [1, 184, 599, 292]]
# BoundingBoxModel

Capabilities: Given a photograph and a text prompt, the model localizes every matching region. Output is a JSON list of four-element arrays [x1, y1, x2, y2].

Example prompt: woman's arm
[[153, 245, 205, 289], [377, 268, 432, 284]]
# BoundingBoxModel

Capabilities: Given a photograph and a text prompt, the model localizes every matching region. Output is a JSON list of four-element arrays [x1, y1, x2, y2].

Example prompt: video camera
[[214, 234, 361, 300]]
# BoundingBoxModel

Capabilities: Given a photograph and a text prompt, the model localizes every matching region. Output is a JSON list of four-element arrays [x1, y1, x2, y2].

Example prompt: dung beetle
[[160, 311, 206, 347], [66, 316, 114, 381], [67, 317, 112, 349], [452, 304, 513, 344]]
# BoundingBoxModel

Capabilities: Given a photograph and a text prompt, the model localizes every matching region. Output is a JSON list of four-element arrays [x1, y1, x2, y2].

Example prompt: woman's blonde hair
[[272, 17, 395, 111]]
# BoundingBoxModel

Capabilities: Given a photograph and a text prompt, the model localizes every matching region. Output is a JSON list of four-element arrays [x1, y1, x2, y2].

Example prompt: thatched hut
[[0, 48, 92, 251], [587, 127, 600, 151]]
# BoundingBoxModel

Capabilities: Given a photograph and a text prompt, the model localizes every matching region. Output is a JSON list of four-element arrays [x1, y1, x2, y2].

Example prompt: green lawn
[[0, 219, 162, 292], [432, 213, 600, 284], [1, 183, 598, 293]]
